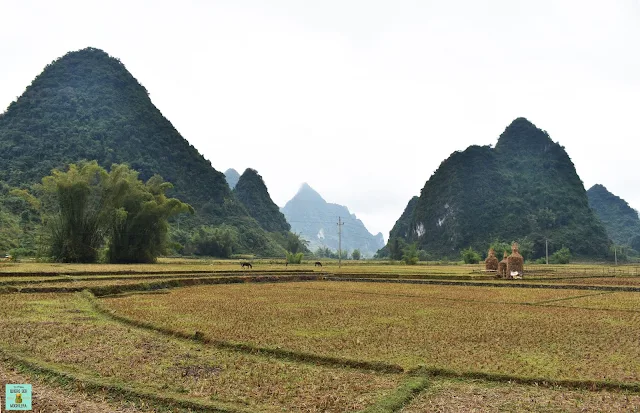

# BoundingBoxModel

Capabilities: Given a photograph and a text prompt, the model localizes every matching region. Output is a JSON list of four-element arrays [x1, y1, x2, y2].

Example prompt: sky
[[1, 0, 639, 240]]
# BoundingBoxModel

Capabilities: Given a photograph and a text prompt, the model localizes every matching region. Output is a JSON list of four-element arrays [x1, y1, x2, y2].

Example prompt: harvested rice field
[[1, 262, 640, 411], [527, 276, 640, 287], [0, 293, 402, 412], [400, 378, 640, 412], [101, 281, 640, 381]]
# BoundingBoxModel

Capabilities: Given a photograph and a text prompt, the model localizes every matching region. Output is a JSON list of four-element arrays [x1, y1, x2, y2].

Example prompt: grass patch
[[358, 376, 430, 413]]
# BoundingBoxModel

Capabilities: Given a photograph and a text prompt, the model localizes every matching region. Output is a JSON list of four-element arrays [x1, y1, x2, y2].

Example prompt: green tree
[[39, 161, 107, 262], [286, 232, 309, 254], [550, 247, 571, 264], [286, 251, 304, 264], [418, 249, 430, 261], [389, 237, 407, 261], [39, 161, 192, 263], [461, 247, 481, 264], [351, 249, 361, 260], [374, 245, 389, 259], [402, 244, 418, 265], [103, 166, 193, 263], [0, 182, 40, 256], [489, 240, 511, 259], [191, 225, 239, 258], [516, 238, 534, 262], [315, 247, 328, 258]]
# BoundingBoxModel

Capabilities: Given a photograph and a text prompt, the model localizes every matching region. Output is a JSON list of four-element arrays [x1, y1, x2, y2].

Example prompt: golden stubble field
[[2, 261, 640, 412], [102, 281, 640, 381]]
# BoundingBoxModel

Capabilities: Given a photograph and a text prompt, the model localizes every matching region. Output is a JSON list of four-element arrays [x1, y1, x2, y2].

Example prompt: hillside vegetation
[[0, 48, 285, 257], [587, 184, 640, 248], [383, 118, 610, 259], [233, 168, 291, 233]]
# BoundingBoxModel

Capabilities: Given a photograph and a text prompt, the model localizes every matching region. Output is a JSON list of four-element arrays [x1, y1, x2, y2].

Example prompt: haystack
[[485, 248, 498, 271], [507, 242, 524, 279], [497, 251, 508, 278]]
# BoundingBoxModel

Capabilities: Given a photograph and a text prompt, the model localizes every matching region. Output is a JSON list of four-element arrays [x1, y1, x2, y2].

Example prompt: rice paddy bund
[[1, 260, 640, 412]]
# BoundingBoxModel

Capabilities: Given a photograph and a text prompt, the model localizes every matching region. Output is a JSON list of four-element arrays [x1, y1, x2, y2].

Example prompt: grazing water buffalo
[[314, 261, 322, 267], [241, 262, 252, 269]]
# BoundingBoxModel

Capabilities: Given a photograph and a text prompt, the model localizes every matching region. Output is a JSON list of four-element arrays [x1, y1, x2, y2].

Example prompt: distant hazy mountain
[[383, 118, 609, 258], [587, 184, 640, 246], [224, 168, 240, 189], [281, 183, 384, 257], [234, 168, 291, 233]]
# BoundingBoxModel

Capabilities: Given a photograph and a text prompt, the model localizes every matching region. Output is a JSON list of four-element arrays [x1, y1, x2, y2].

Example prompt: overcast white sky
[[1, 0, 639, 240]]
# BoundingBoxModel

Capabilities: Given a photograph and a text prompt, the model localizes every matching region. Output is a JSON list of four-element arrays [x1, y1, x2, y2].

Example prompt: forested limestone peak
[[587, 184, 640, 246], [0, 47, 286, 257], [0, 46, 230, 207], [233, 168, 291, 233], [381, 118, 610, 259], [388, 196, 419, 240], [588, 184, 615, 198], [495, 117, 554, 154]]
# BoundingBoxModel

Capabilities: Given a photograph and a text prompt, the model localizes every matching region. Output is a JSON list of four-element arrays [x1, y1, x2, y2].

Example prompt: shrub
[[8, 247, 30, 261], [191, 225, 239, 258], [418, 250, 430, 261], [402, 244, 419, 265], [550, 247, 571, 264], [286, 251, 304, 264], [461, 247, 481, 264]]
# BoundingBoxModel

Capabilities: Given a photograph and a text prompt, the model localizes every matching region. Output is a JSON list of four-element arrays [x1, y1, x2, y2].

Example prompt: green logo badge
[[5, 384, 31, 411]]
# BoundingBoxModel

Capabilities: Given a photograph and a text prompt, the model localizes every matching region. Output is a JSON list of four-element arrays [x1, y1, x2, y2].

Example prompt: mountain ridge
[[233, 168, 291, 233], [587, 184, 640, 246], [224, 168, 240, 189], [0, 47, 283, 256], [281, 183, 384, 257], [383, 118, 609, 258]]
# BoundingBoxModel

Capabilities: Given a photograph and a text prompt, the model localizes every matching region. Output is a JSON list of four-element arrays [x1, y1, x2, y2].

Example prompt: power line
[[338, 216, 344, 268]]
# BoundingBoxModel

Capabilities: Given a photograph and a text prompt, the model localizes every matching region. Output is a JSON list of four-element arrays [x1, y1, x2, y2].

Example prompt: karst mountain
[[281, 183, 385, 257], [0, 47, 283, 256], [233, 168, 291, 233], [587, 184, 640, 248], [382, 118, 610, 259]]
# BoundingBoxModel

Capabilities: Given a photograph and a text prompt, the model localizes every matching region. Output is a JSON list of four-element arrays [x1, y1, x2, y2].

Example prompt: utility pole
[[615, 246, 618, 266], [545, 239, 549, 265], [337, 216, 344, 268]]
